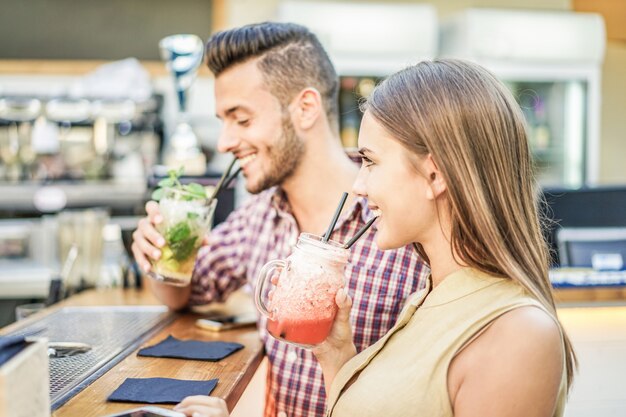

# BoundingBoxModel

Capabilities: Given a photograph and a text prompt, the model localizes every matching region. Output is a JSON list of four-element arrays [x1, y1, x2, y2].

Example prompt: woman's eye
[[237, 119, 250, 126], [361, 156, 374, 167]]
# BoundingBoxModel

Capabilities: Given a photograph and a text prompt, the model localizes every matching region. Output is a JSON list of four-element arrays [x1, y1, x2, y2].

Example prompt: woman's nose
[[352, 167, 368, 198]]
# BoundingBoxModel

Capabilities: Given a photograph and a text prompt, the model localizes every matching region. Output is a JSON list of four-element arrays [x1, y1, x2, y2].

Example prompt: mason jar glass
[[255, 233, 350, 348]]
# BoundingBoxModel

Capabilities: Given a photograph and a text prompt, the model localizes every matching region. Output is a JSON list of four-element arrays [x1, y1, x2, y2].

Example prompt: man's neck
[[281, 133, 360, 235]]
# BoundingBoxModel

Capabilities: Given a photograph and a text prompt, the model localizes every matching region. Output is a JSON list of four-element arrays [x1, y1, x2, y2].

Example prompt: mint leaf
[[184, 183, 206, 198], [187, 212, 199, 220], [158, 178, 175, 188], [152, 167, 206, 202], [170, 235, 198, 261], [168, 167, 184, 182], [151, 188, 164, 201], [166, 221, 191, 243]]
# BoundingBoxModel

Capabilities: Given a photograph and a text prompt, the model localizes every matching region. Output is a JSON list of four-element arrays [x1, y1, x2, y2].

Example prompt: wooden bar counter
[[0, 286, 264, 417]]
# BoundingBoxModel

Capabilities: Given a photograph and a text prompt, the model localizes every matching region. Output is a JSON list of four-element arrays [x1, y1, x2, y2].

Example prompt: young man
[[131, 22, 428, 417]]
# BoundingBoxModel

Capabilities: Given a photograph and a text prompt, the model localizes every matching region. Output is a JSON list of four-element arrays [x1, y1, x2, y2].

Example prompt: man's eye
[[361, 156, 374, 167]]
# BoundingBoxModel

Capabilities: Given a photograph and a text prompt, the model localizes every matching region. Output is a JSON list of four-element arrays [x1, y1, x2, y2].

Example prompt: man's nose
[[217, 125, 240, 153]]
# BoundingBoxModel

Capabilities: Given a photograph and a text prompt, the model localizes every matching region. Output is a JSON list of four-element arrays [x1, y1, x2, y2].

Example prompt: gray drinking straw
[[343, 216, 378, 249], [323, 192, 349, 243], [209, 157, 238, 202]]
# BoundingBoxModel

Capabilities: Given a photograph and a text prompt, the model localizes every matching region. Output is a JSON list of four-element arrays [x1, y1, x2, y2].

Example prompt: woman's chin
[[375, 229, 414, 251], [375, 234, 400, 251]]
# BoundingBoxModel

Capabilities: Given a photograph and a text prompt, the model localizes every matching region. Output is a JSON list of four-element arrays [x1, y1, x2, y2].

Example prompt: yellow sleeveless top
[[326, 267, 568, 417]]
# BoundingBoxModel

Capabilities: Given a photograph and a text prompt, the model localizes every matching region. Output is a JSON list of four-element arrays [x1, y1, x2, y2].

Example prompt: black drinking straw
[[209, 157, 238, 202], [223, 167, 242, 191], [343, 216, 378, 249], [322, 192, 349, 243]]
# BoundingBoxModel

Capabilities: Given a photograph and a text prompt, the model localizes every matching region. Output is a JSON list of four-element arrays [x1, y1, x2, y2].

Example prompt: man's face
[[214, 59, 305, 194]]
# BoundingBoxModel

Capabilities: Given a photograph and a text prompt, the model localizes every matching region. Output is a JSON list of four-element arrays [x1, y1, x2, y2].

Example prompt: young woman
[[313, 59, 575, 417], [174, 59, 575, 417]]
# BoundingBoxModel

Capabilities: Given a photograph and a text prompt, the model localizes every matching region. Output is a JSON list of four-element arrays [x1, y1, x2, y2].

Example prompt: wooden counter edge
[[223, 344, 265, 412], [554, 285, 626, 304], [1, 286, 266, 416]]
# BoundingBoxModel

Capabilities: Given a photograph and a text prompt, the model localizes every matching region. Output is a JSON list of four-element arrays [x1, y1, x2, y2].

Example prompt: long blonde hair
[[364, 59, 576, 388]]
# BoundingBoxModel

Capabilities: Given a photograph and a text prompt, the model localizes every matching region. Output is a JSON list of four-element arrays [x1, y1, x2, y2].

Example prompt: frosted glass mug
[[255, 233, 349, 348]]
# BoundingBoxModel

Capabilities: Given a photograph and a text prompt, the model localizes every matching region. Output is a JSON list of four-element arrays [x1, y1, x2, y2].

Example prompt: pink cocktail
[[255, 233, 349, 348], [267, 317, 335, 346]]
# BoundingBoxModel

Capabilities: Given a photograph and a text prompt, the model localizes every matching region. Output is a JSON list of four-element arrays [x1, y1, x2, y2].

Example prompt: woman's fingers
[[328, 288, 353, 340], [311, 287, 357, 364], [334, 288, 353, 324], [270, 270, 281, 285], [175, 396, 229, 417], [176, 395, 228, 408], [177, 406, 226, 417]]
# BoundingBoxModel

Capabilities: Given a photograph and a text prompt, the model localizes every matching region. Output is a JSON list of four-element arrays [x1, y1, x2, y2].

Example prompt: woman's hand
[[311, 288, 357, 391], [174, 395, 229, 417]]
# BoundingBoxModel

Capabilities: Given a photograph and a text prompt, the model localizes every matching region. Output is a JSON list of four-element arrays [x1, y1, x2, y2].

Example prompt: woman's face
[[353, 112, 439, 250]]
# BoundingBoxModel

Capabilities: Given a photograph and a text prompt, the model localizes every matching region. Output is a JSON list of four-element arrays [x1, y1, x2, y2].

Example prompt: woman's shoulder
[[483, 305, 563, 359], [456, 299, 563, 366], [495, 303, 561, 331], [448, 305, 564, 416]]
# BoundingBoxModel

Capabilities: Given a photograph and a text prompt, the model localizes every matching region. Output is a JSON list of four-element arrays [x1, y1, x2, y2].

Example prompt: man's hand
[[131, 201, 166, 273], [132, 201, 193, 310]]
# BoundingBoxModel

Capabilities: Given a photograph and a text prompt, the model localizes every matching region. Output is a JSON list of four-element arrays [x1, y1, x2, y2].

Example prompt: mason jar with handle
[[255, 233, 350, 348]]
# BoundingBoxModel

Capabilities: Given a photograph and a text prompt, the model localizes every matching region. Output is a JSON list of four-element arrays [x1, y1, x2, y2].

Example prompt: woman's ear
[[291, 87, 322, 130], [424, 154, 447, 200]]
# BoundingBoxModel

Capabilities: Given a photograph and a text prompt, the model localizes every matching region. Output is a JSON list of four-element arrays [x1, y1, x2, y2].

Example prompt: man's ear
[[424, 154, 447, 200], [290, 87, 323, 130]]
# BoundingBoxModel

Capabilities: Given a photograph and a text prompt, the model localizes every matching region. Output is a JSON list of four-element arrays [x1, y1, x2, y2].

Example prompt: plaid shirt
[[191, 187, 428, 417]]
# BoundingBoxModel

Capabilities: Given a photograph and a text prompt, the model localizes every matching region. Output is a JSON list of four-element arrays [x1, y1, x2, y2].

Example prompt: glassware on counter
[[57, 208, 109, 290]]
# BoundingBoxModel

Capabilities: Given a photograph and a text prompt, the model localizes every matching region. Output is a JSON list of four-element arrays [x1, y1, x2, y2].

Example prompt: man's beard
[[247, 115, 305, 194]]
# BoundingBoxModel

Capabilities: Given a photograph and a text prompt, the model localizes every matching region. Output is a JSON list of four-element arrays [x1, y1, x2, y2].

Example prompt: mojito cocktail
[[149, 187, 216, 286]]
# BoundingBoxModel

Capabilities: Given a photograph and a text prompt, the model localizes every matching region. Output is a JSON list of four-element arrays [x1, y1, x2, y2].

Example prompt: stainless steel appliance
[[0, 94, 162, 187], [0, 219, 52, 300], [159, 34, 206, 175], [440, 8, 606, 187]]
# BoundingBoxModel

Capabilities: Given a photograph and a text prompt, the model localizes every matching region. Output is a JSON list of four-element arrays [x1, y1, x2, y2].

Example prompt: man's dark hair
[[206, 22, 339, 128]]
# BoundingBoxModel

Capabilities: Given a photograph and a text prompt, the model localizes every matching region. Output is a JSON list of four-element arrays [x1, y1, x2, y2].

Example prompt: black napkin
[[0, 335, 27, 367], [138, 335, 244, 361], [108, 377, 218, 404]]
